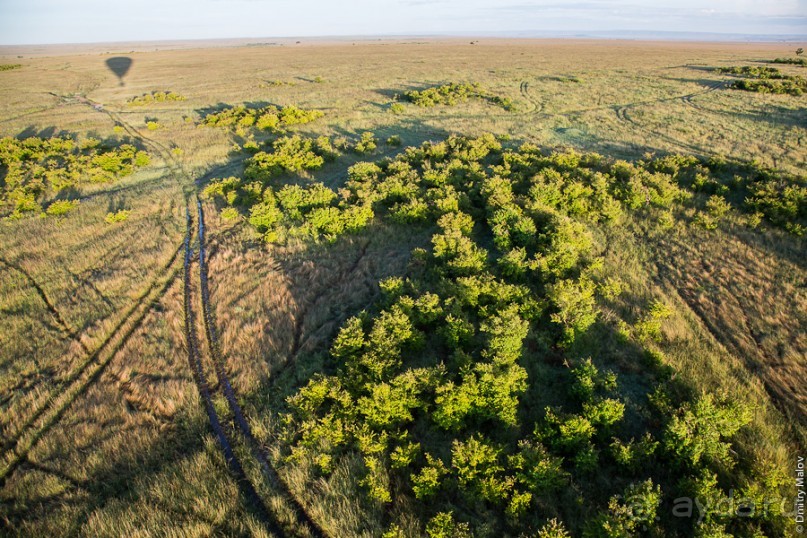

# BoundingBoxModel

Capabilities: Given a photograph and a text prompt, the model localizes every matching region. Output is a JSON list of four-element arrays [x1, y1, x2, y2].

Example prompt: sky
[[0, 0, 804, 45]]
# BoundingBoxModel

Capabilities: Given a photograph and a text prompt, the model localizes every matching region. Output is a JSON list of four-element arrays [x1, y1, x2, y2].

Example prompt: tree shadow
[[15, 125, 72, 140], [683, 64, 721, 73], [194, 101, 287, 124], [660, 76, 722, 88], [734, 105, 807, 130]]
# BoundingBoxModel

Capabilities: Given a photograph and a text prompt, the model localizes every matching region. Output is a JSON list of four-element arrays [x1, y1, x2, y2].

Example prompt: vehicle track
[[96, 99, 317, 534], [197, 200, 327, 538], [609, 80, 737, 157], [614, 103, 713, 157], [181, 211, 284, 536], [41, 95, 325, 533], [431, 78, 731, 126], [679, 80, 728, 112], [519, 80, 541, 114]]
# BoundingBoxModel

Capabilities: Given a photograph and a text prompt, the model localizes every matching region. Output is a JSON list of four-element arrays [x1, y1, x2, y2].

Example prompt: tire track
[[197, 200, 327, 538], [679, 80, 728, 112], [64, 96, 287, 533], [611, 80, 735, 157], [519, 80, 541, 114], [95, 98, 303, 534], [79, 95, 322, 533], [614, 103, 713, 157], [182, 211, 284, 536]]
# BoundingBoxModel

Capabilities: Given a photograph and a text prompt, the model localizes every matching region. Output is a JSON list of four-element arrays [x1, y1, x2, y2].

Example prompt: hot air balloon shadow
[[106, 57, 132, 86]]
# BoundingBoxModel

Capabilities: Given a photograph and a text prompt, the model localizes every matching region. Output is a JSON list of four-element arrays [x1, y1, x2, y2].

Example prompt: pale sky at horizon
[[0, 0, 804, 45]]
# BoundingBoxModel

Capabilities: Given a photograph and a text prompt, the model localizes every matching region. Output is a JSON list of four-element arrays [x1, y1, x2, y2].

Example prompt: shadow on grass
[[735, 105, 807, 130], [12, 125, 147, 151], [0, 408, 266, 535]]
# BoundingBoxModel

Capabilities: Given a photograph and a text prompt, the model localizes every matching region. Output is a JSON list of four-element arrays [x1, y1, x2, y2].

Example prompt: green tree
[[664, 393, 753, 468]]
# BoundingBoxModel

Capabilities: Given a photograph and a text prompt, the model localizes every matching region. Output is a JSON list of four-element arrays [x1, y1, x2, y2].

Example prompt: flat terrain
[[0, 38, 805, 537]]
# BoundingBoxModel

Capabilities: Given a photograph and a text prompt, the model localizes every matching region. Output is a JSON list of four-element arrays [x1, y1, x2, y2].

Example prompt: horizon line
[[1, 30, 806, 49]]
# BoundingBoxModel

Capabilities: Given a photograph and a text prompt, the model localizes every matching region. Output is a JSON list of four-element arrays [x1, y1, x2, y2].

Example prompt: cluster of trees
[[0, 64, 22, 71], [204, 129, 403, 239], [0, 136, 149, 219], [645, 153, 806, 235], [718, 65, 807, 96], [127, 91, 186, 106], [402, 83, 514, 110], [200, 103, 324, 133], [258, 135, 794, 536], [203, 133, 382, 242], [717, 66, 786, 79], [771, 57, 807, 67], [731, 77, 806, 96]]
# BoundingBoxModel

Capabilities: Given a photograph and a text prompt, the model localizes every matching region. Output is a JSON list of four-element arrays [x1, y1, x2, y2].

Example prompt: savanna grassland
[[0, 38, 805, 537]]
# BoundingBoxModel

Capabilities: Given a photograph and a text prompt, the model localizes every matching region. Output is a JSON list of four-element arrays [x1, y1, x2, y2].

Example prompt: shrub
[[610, 434, 659, 471], [583, 398, 625, 429], [426, 512, 471, 538], [480, 303, 528, 364], [634, 299, 673, 342], [537, 519, 571, 538], [354, 132, 378, 154], [201, 103, 324, 131], [244, 136, 326, 181], [389, 102, 406, 114], [772, 57, 807, 66], [404, 83, 480, 107], [45, 199, 79, 217], [571, 358, 617, 401], [386, 134, 402, 146], [694, 211, 718, 230], [390, 439, 420, 469], [585, 480, 662, 537], [508, 440, 567, 493], [705, 195, 731, 219], [547, 277, 599, 345], [431, 229, 488, 276], [664, 393, 753, 467], [248, 199, 282, 233], [220, 207, 240, 220], [403, 82, 512, 110], [411, 454, 448, 499], [452, 435, 512, 502], [359, 456, 392, 503], [1, 136, 149, 217], [268, 133, 789, 536], [358, 381, 421, 428], [105, 209, 130, 223], [127, 91, 185, 105]]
